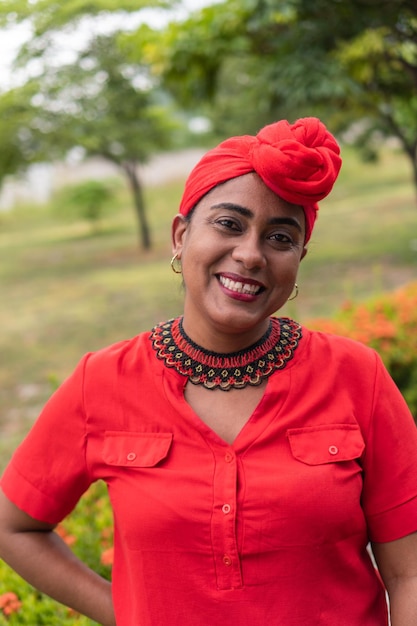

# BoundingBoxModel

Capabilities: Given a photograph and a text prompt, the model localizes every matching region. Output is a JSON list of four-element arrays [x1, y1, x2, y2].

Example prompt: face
[[172, 173, 307, 349]]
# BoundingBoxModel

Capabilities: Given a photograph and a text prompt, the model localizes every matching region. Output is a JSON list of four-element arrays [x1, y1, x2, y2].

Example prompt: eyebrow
[[210, 202, 303, 232]]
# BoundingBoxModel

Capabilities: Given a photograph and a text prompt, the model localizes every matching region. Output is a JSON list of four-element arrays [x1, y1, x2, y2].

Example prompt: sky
[[0, 0, 219, 90], [0, 23, 29, 88]]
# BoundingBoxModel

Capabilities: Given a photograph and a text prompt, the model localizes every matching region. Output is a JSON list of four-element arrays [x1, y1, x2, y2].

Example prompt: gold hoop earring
[[170, 253, 182, 274], [288, 283, 299, 301]]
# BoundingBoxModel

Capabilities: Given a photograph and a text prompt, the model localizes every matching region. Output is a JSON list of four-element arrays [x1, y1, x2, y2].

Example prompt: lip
[[216, 272, 266, 301]]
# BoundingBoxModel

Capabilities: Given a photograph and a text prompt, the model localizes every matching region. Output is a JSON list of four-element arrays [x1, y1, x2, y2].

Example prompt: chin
[[211, 309, 272, 334]]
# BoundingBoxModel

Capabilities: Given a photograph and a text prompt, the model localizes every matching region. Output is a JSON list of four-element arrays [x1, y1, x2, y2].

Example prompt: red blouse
[[2, 323, 417, 625]]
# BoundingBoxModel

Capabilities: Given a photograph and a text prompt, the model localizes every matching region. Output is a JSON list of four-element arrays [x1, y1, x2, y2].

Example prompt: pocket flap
[[287, 424, 364, 465], [103, 431, 173, 467]]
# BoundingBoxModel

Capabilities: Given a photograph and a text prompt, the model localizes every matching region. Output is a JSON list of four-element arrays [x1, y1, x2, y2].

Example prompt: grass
[[0, 146, 416, 469]]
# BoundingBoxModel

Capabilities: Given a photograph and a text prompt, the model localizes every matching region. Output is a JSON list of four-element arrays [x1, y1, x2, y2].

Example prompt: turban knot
[[179, 117, 342, 242]]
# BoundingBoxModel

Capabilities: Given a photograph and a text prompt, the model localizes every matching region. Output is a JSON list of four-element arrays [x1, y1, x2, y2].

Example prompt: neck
[[181, 316, 272, 354]]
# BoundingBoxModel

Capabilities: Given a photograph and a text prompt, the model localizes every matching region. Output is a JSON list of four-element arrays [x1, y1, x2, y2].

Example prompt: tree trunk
[[404, 143, 417, 202], [412, 145, 417, 199], [122, 160, 151, 250]]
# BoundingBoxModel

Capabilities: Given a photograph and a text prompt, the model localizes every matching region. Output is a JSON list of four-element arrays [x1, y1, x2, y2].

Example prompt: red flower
[[0, 592, 22, 616], [55, 524, 76, 546], [101, 547, 114, 566]]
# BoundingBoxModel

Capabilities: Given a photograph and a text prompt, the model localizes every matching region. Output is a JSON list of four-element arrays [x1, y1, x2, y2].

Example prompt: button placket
[[210, 447, 242, 590]]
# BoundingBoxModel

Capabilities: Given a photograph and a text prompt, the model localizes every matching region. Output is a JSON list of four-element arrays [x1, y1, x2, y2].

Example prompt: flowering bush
[[308, 281, 417, 420], [0, 481, 113, 625]]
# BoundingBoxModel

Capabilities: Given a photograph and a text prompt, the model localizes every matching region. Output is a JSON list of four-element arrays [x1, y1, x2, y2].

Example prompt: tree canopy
[[0, 0, 183, 249], [136, 0, 417, 185], [1, 0, 417, 248]]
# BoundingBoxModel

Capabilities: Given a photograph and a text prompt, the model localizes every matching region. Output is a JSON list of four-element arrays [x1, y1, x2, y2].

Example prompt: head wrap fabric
[[179, 117, 342, 243]]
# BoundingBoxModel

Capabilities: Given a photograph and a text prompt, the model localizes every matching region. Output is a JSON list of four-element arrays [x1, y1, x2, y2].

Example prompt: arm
[[0, 489, 115, 626], [372, 532, 417, 625]]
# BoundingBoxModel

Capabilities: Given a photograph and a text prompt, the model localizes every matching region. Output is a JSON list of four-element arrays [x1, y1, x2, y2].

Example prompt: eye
[[215, 217, 241, 232], [268, 232, 293, 245]]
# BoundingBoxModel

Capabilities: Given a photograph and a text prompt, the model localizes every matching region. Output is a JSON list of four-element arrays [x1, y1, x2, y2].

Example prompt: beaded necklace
[[150, 316, 302, 391]]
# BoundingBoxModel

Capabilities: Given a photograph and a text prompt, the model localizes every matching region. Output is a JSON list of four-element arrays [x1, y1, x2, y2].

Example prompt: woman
[[1, 117, 417, 626]]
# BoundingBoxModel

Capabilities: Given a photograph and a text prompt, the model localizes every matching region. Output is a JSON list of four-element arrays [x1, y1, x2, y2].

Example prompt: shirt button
[[224, 453, 233, 463], [222, 504, 231, 515], [223, 555, 232, 567], [328, 445, 339, 455], [126, 452, 137, 461]]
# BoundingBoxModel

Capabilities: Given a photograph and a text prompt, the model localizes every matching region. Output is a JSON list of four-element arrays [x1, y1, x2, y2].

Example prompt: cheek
[[272, 253, 301, 274], [180, 245, 206, 288], [269, 262, 300, 293], [182, 236, 217, 269]]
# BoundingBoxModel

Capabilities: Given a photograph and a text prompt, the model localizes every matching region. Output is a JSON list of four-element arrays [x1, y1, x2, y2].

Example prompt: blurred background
[[1, 0, 417, 463]]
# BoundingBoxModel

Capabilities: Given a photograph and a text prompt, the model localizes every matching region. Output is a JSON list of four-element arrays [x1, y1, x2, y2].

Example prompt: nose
[[231, 233, 267, 269]]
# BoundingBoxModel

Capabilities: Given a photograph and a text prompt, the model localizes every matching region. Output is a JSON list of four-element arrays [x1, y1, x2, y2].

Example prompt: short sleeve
[[0, 354, 93, 524], [361, 352, 417, 542]]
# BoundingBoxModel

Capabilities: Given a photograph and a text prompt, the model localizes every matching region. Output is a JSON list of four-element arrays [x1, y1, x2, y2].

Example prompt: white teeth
[[219, 276, 261, 295]]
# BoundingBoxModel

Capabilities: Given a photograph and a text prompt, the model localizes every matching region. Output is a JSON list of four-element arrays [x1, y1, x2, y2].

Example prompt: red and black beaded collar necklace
[[149, 316, 302, 391]]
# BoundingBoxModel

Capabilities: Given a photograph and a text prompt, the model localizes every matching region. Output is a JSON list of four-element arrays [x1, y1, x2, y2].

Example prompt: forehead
[[195, 173, 305, 224]]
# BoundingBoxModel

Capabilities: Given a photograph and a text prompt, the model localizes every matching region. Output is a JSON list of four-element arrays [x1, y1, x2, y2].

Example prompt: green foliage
[[1, 2, 184, 168], [0, 82, 46, 184], [0, 482, 112, 625], [4, 0, 417, 247], [309, 282, 417, 420], [59, 481, 113, 581], [127, 1, 280, 137], [0, 2, 187, 250], [54, 180, 118, 229], [15, 31, 182, 167], [142, 0, 417, 176]]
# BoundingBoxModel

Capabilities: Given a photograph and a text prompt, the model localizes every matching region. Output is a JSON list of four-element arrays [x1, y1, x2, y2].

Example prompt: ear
[[300, 246, 308, 261], [171, 214, 189, 257]]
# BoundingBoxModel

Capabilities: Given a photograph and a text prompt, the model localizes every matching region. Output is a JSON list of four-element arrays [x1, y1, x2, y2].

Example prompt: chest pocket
[[287, 424, 365, 465], [103, 431, 173, 467]]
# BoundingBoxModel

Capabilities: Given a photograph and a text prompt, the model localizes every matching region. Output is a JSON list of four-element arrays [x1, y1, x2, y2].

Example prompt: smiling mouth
[[218, 275, 263, 296]]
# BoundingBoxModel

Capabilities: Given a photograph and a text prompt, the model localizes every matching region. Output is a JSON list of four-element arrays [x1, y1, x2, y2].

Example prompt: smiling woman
[[1, 117, 417, 626], [172, 173, 307, 350]]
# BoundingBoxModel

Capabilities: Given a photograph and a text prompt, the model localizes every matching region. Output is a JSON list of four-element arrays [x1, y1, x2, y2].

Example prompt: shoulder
[[67, 329, 159, 398], [69, 327, 164, 419], [295, 324, 386, 389], [301, 325, 379, 363], [84, 328, 153, 372], [90, 331, 149, 355]]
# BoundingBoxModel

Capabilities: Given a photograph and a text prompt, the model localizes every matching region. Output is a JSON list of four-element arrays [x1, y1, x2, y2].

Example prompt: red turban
[[179, 117, 342, 242]]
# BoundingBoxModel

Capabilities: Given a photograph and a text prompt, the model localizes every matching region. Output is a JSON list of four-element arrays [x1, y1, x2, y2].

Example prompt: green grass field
[[1, 146, 416, 469]]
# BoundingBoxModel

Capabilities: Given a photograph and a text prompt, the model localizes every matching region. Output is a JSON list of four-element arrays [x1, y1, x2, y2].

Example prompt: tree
[[0, 0, 184, 249], [0, 82, 47, 185], [39, 33, 182, 249], [138, 0, 417, 190], [284, 0, 417, 187]]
